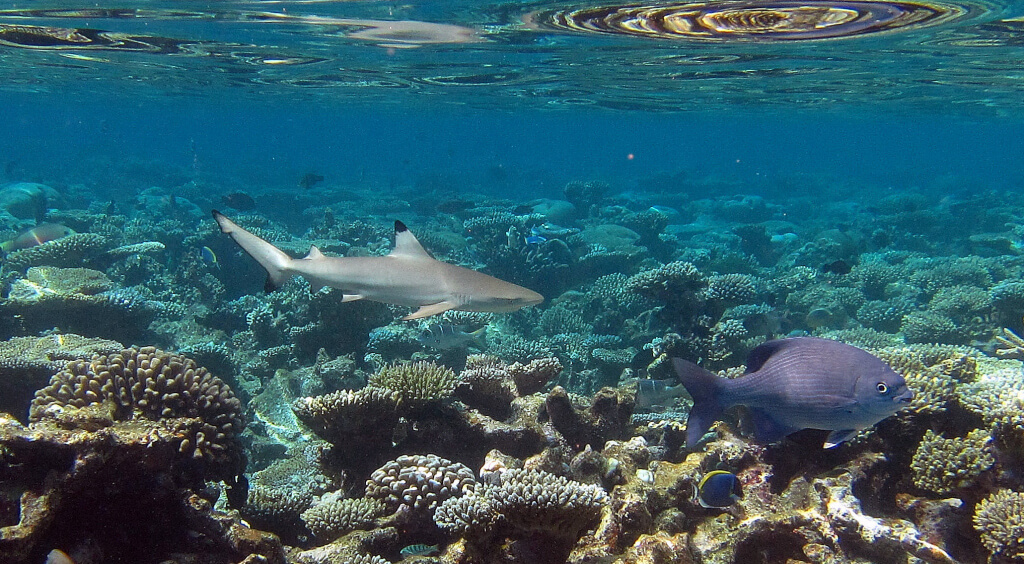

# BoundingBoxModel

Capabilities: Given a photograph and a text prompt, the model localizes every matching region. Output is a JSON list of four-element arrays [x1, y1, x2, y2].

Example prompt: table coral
[[1, 232, 107, 271]]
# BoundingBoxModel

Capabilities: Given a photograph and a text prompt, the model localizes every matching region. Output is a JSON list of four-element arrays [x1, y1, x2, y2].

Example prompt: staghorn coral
[[367, 360, 456, 407], [29, 346, 244, 467], [434, 467, 608, 540], [301, 496, 387, 542], [563, 180, 609, 210], [365, 454, 476, 514], [911, 429, 994, 495], [857, 298, 915, 333], [901, 311, 966, 345], [974, 489, 1024, 561], [457, 354, 517, 419], [994, 327, 1024, 360], [958, 363, 1024, 453]]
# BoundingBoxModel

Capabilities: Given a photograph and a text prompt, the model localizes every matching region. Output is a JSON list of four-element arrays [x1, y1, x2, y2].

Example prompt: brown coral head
[[29, 346, 245, 464]]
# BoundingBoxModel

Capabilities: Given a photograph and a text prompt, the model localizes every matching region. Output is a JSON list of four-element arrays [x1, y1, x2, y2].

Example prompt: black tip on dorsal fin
[[212, 209, 222, 219], [395, 220, 409, 234]]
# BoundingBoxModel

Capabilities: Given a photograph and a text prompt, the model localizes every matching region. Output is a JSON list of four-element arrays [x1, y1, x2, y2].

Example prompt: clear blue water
[[0, 0, 1022, 199]]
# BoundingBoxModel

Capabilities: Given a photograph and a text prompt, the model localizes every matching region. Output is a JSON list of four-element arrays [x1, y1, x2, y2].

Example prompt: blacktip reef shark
[[212, 211, 544, 320]]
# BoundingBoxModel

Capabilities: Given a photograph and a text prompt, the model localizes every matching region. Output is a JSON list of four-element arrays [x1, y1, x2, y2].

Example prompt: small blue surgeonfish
[[694, 470, 743, 508], [673, 337, 913, 448]]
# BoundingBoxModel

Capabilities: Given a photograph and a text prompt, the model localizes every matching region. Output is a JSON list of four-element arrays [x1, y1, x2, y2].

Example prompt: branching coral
[[301, 496, 386, 542], [367, 361, 456, 407], [435, 467, 608, 540], [911, 429, 994, 495], [974, 489, 1024, 561]]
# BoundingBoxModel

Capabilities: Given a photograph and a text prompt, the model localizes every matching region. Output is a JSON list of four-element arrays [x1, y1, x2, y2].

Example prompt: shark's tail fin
[[212, 210, 294, 291], [672, 358, 726, 447]]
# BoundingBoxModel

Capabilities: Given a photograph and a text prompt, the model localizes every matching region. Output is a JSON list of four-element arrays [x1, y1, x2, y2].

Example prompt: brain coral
[[29, 346, 245, 463], [974, 489, 1024, 560], [367, 361, 456, 406], [365, 453, 476, 514]]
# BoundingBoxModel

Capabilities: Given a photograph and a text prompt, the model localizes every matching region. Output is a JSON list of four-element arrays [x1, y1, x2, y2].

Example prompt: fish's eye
[[875, 382, 888, 394]]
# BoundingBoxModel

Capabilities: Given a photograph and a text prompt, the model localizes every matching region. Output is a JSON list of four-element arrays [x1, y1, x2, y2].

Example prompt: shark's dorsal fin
[[390, 221, 433, 259], [305, 245, 324, 260]]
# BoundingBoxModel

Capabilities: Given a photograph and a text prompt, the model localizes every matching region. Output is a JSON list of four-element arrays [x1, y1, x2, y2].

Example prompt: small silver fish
[[673, 337, 914, 448], [531, 222, 578, 238], [635, 379, 688, 409], [417, 324, 486, 350], [400, 543, 439, 558]]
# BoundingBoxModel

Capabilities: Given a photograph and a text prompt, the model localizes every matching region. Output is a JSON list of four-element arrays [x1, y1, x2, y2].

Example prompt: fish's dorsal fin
[[305, 245, 324, 260], [390, 221, 433, 259], [745, 338, 801, 373]]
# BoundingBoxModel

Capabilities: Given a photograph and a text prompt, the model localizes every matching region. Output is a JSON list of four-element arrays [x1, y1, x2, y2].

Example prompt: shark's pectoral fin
[[403, 301, 458, 320], [341, 293, 364, 302]]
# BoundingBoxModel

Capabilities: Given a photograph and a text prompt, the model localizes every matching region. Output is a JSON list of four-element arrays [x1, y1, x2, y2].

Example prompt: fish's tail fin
[[212, 210, 295, 291], [672, 358, 726, 447], [469, 326, 487, 348]]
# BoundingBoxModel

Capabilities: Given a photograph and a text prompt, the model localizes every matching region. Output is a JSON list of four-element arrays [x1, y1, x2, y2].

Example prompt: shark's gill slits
[[526, 0, 962, 41]]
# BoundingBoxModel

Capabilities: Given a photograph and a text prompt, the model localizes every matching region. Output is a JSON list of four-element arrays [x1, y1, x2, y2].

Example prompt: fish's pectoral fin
[[824, 429, 857, 448], [340, 293, 364, 302], [403, 301, 458, 320], [749, 407, 799, 444]]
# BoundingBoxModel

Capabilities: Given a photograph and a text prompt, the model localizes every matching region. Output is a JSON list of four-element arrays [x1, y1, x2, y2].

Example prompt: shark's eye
[[875, 382, 888, 394]]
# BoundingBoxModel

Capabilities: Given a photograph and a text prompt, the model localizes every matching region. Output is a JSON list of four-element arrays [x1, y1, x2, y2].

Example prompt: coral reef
[[29, 346, 245, 470], [0, 334, 124, 419], [365, 454, 476, 514], [435, 467, 608, 560], [974, 489, 1024, 562]]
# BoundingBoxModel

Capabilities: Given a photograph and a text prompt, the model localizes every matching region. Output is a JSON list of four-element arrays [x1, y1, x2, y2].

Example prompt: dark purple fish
[[299, 173, 324, 190], [673, 337, 913, 448], [220, 192, 256, 211]]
